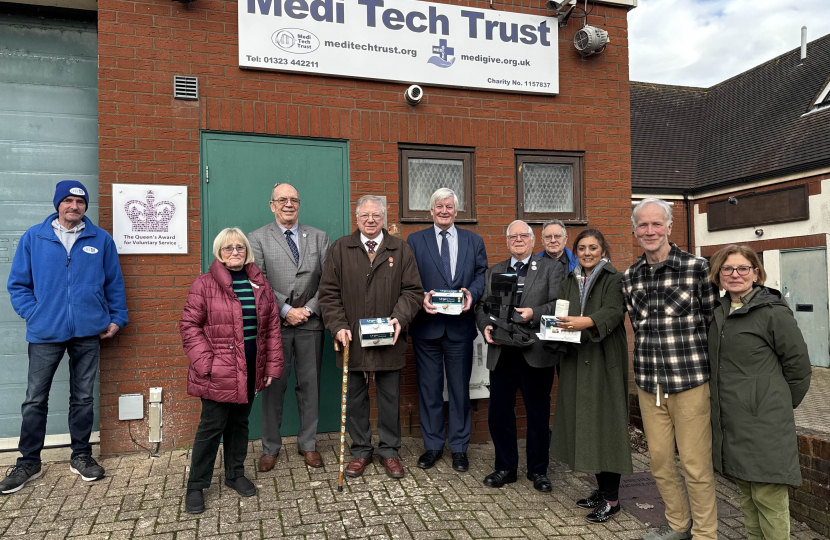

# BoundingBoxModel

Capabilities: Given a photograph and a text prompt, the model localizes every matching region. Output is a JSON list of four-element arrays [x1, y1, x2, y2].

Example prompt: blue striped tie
[[285, 230, 299, 264], [440, 230, 452, 284]]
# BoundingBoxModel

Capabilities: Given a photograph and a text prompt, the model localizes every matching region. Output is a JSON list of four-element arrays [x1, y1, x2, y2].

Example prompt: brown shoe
[[381, 457, 405, 479], [258, 453, 277, 472], [344, 457, 372, 478], [299, 450, 323, 468]]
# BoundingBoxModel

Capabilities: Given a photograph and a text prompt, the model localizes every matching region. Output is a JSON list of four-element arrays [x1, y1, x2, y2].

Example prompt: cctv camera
[[404, 85, 423, 105], [728, 197, 738, 205], [755, 229, 764, 237], [545, 0, 570, 11]]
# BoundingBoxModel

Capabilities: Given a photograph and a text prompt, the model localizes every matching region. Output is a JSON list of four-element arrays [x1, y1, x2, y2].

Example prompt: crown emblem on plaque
[[125, 190, 176, 232]]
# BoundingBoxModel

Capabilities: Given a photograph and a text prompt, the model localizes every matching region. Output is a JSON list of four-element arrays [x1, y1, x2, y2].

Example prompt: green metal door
[[200, 132, 350, 438], [780, 248, 830, 367], [0, 10, 99, 444]]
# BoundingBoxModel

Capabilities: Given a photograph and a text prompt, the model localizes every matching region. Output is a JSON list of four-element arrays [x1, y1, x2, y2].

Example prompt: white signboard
[[112, 184, 188, 254], [238, 0, 559, 95]]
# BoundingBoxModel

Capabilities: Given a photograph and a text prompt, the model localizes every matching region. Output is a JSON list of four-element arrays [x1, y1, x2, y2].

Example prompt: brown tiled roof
[[631, 33, 830, 193]]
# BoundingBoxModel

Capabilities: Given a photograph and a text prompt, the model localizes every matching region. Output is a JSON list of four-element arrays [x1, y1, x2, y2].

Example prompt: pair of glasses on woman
[[221, 245, 247, 254], [720, 266, 755, 276]]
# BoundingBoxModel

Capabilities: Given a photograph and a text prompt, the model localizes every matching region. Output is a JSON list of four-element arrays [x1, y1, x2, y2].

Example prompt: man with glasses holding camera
[[475, 220, 564, 492], [249, 183, 330, 471]]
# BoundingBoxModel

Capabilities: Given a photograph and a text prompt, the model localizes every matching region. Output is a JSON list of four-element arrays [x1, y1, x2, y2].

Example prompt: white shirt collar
[[509, 254, 532, 268], [277, 222, 299, 236], [434, 224, 456, 238], [360, 231, 383, 249]]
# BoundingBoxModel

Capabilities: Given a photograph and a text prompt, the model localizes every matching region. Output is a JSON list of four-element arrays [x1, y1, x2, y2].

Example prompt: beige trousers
[[638, 384, 718, 540]]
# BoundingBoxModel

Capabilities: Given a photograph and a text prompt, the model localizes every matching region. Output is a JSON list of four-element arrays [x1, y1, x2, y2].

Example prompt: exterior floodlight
[[574, 26, 609, 57]]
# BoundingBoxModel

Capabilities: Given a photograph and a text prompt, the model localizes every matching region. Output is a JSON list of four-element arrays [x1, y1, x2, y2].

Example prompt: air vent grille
[[173, 76, 198, 100]]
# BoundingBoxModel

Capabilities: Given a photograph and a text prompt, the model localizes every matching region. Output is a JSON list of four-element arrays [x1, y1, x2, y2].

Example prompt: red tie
[[366, 240, 377, 254]]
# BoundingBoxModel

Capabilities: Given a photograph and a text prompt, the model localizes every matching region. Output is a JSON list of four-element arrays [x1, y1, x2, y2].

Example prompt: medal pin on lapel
[[389, 256, 394, 267]]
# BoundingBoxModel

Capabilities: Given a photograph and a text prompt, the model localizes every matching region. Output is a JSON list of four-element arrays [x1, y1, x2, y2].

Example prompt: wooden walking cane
[[334, 339, 350, 492]]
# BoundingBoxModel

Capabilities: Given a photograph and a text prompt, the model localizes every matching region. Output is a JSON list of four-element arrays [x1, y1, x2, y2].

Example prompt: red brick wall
[[97, 0, 633, 453]]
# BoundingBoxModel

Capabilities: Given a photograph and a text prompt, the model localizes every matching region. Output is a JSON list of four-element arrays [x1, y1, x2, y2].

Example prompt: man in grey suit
[[475, 220, 565, 492], [249, 183, 330, 471]]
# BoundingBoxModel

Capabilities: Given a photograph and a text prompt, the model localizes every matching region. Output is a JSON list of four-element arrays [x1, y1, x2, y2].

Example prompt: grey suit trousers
[[260, 326, 324, 454]]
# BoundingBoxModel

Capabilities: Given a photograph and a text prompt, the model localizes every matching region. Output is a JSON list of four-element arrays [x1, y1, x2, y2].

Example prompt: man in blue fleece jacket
[[2, 180, 128, 494]]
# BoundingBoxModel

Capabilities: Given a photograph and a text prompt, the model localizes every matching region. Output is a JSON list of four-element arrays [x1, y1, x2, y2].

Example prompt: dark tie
[[285, 230, 299, 264], [365, 240, 377, 254], [513, 261, 524, 274], [440, 230, 452, 283]]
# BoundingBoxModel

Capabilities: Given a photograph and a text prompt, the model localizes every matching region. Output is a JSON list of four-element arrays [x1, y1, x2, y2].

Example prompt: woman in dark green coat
[[708, 245, 811, 540], [551, 229, 632, 523]]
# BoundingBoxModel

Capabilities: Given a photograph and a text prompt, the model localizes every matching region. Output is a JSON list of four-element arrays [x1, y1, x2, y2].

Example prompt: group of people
[[1, 182, 813, 540]]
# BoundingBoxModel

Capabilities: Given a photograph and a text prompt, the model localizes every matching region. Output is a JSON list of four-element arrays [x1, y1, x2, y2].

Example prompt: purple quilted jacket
[[180, 259, 283, 403]]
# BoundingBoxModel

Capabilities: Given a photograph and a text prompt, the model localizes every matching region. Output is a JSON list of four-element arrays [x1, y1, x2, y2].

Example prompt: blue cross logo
[[432, 39, 454, 62]]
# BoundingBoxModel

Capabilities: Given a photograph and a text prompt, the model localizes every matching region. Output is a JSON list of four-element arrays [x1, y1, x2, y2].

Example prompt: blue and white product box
[[432, 289, 464, 315], [359, 318, 395, 347], [538, 315, 582, 343]]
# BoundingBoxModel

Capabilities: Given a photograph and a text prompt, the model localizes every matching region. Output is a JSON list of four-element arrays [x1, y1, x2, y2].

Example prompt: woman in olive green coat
[[551, 230, 633, 523], [708, 245, 811, 540]]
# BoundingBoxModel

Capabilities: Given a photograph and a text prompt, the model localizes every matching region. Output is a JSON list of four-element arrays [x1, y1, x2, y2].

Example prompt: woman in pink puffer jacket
[[179, 228, 283, 514]]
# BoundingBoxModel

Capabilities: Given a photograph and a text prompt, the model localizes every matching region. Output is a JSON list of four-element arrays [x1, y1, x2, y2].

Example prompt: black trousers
[[188, 397, 255, 490], [488, 347, 556, 475], [347, 369, 401, 459], [596, 471, 622, 501]]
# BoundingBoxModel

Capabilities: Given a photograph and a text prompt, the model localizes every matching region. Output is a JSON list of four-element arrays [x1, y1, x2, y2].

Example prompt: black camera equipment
[[484, 273, 535, 347]]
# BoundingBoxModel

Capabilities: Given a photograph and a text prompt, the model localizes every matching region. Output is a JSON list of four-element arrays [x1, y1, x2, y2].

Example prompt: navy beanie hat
[[53, 180, 90, 210]]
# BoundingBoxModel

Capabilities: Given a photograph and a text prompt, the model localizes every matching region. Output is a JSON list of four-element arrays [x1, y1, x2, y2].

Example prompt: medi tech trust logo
[[272, 28, 321, 53], [428, 39, 455, 68]]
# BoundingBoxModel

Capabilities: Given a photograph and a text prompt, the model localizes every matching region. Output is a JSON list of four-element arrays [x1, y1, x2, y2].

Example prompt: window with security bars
[[516, 151, 585, 223], [400, 146, 475, 221]]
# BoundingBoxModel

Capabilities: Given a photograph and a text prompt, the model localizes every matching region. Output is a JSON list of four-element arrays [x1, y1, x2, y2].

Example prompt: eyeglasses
[[720, 265, 754, 276], [272, 197, 300, 206], [358, 213, 383, 222], [221, 245, 247, 254], [543, 234, 566, 242], [507, 233, 531, 243]]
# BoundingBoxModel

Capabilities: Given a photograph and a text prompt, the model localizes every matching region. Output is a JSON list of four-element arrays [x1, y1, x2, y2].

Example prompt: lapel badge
[[302, 233, 307, 238], [531, 261, 537, 271], [389, 256, 394, 267]]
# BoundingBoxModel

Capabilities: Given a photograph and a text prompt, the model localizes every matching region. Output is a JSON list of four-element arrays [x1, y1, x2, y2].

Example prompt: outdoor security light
[[574, 26, 609, 57]]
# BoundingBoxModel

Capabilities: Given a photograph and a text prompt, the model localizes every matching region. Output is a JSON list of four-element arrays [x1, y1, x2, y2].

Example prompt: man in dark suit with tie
[[407, 189, 488, 473], [248, 183, 330, 471], [475, 220, 565, 492]]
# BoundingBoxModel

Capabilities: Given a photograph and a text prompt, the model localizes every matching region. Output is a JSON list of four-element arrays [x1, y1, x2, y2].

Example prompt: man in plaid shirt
[[623, 198, 720, 540]]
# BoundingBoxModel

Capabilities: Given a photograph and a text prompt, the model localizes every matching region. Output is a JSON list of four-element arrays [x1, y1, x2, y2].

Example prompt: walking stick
[[334, 339, 350, 492]]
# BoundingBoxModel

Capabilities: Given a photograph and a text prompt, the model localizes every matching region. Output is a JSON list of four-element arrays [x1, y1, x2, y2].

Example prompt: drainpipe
[[684, 192, 693, 253]]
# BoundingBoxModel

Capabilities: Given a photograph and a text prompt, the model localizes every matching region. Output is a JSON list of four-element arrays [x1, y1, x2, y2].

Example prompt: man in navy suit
[[407, 188, 488, 473]]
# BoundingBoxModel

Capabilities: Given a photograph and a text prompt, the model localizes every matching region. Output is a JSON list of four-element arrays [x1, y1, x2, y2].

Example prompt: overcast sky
[[628, 0, 830, 88]]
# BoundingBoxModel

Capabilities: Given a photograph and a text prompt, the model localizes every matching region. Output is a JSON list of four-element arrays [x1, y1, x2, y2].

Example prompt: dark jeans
[[596, 471, 622, 501], [18, 336, 100, 466], [488, 347, 556, 475], [188, 398, 254, 490]]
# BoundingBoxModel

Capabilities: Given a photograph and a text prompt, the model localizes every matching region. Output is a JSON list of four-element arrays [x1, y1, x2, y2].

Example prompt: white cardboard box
[[538, 315, 582, 343], [359, 318, 395, 347], [432, 289, 464, 315]]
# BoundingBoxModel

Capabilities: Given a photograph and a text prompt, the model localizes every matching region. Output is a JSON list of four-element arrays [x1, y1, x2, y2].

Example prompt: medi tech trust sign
[[239, 0, 559, 95]]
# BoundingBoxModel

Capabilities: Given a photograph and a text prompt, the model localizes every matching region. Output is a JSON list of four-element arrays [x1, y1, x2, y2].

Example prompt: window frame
[[515, 150, 586, 225], [399, 144, 476, 223]]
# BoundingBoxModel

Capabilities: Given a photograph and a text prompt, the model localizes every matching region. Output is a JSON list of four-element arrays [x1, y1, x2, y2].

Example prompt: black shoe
[[224, 476, 256, 497], [586, 502, 621, 523], [577, 489, 604, 508], [185, 489, 205, 514], [451, 452, 469, 472], [417, 450, 443, 470], [483, 470, 517, 488], [0, 463, 42, 495], [526, 472, 552, 492], [69, 455, 105, 482]]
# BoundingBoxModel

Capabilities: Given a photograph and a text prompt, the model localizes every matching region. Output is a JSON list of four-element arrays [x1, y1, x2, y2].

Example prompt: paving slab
[[0, 433, 826, 539]]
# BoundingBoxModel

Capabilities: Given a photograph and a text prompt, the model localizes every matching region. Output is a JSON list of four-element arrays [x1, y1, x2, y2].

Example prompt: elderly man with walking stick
[[318, 195, 423, 479]]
